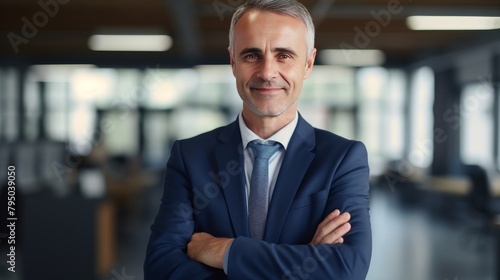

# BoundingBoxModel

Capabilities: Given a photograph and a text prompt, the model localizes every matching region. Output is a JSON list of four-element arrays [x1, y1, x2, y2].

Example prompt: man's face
[[229, 10, 316, 118]]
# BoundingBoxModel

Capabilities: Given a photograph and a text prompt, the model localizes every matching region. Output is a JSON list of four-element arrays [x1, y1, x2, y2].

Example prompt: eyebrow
[[238, 47, 298, 57], [239, 48, 261, 57]]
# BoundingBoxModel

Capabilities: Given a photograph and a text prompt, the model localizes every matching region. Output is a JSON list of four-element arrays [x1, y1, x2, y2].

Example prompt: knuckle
[[323, 233, 337, 244], [317, 221, 326, 229], [319, 227, 329, 236], [333, 227, 344, 236]]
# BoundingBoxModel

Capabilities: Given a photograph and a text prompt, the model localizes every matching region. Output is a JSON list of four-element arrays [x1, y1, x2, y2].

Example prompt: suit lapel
[[264, 115, 316, 243], [214, 120, 249, 237]]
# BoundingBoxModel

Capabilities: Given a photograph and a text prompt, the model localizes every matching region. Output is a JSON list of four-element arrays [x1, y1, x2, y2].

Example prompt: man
[[144, 0, 371, 279]]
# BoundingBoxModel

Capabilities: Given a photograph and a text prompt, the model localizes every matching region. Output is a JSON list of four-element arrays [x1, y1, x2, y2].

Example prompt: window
[[71, 68, 116, 108], [460, 82, 494, 167], [143, 112, 172, 168], [102, 110, 139, 156], [24, 70, 41, 140], [498, 85, 500, 170], [170, 107, 227, 140], [2, 68, 20, 141], [327, 109, 355, 140], [409, 67, 434, 168], [45, 82, 69, 141], [358, 67, 384, 157], [142, 68, 195, 109], [69, 68, 115, 155], [195, 65, 233, 106], [301, 66, 356, 134], [357, 67, 406, 175], [382, 70, 406, 160]]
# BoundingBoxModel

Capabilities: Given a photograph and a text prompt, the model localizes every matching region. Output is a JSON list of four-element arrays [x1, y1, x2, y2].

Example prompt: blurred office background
[[1, 0, 500, 279]]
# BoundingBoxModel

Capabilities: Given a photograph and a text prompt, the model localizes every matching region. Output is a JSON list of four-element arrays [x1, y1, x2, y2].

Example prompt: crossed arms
[[187, 209, 352, 269], [145, 140, 372, 279]]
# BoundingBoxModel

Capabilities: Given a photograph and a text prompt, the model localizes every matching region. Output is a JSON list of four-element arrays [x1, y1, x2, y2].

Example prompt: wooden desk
[[429, 176, 500, 197], [97, 200, 116, 278], [493, 179, 500, 197], [429, 176, 471, 196]]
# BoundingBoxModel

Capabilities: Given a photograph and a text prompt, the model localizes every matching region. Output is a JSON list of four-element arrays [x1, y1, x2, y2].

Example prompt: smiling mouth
[[251, 87, 283, 94]]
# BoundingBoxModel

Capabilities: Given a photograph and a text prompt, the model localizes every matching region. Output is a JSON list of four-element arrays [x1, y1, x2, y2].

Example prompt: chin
[[245, 99, 294, 118], [250, 106, 288, 118]]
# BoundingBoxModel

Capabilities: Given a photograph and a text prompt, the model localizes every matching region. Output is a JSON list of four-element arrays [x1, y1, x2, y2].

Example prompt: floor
[[367, 188, 496, 280]]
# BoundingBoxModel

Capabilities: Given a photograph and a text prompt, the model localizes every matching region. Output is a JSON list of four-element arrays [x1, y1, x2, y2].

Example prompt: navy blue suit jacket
[[145, 115, 372, 279]]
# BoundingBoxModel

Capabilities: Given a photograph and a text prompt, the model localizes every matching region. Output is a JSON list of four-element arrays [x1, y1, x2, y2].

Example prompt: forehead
[[233, 10, 307, 49]]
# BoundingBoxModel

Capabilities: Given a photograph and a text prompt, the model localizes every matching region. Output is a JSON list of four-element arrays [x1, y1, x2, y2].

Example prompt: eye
[[278, 53, 292, 60], [244, 53, 260, 61]]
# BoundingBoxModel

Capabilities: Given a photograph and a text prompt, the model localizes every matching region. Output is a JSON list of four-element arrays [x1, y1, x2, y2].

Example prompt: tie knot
[[248, 140, 281, 161]]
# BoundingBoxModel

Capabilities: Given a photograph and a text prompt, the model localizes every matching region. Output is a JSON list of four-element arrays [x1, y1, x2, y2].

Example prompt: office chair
[[466, 164, 500, 219]]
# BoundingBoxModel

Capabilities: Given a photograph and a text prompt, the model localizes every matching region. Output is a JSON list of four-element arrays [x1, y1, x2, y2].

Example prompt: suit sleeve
[[144, 141, 225, 280], [226, 141, 372, 280]]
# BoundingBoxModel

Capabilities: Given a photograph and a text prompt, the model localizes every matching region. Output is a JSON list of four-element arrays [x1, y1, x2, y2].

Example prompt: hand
[[310, 209, 351, 245], [187, 232, 233, 269]]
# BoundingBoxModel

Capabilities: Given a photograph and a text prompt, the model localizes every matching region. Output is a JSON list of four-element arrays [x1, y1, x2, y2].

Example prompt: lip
[[251, 87, 283, 94]]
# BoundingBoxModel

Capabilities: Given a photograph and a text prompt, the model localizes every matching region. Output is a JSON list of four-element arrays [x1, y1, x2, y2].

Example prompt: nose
[[256, 56, 277, 81]]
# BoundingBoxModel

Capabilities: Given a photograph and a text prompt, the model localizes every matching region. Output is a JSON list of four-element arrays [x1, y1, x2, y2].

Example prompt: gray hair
[[228, 0, 315, 59]]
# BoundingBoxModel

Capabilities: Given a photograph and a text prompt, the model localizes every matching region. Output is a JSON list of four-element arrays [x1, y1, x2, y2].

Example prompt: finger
[[312, 210, 340, 241], [321, 222, 351, 244], [333, 237, 344, 244], [313, 209, 340, 243], [312, 211, 346, 244], [318, 209, 340, 228], [313, 212, 350, 243]]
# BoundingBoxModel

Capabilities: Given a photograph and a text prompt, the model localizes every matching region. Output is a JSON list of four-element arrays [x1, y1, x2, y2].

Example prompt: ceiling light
[[88, 34, 172, 52], [407, 16, 500, 30], [319, 49, 385, 67]]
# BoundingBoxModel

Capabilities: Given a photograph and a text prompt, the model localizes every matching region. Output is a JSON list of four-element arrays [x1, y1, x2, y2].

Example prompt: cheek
[[282, 65, 305, 86], [235, 67, 253, 83], [289, 60, 306, 74]]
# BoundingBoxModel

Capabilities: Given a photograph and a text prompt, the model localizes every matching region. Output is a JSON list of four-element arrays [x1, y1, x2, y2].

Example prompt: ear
[[304, 48, 317, 80], [228, 47, 236, 75]]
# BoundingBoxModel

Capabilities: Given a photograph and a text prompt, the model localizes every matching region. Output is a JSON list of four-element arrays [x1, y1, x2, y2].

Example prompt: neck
[[242, 107, 296, 139]]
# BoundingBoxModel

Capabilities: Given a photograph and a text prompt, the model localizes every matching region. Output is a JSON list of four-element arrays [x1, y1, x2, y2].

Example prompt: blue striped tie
[[248, 140, 281, 239]]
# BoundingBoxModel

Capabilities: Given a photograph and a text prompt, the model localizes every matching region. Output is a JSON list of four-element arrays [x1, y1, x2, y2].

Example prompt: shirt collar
[[238, 111, 298, 150]]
